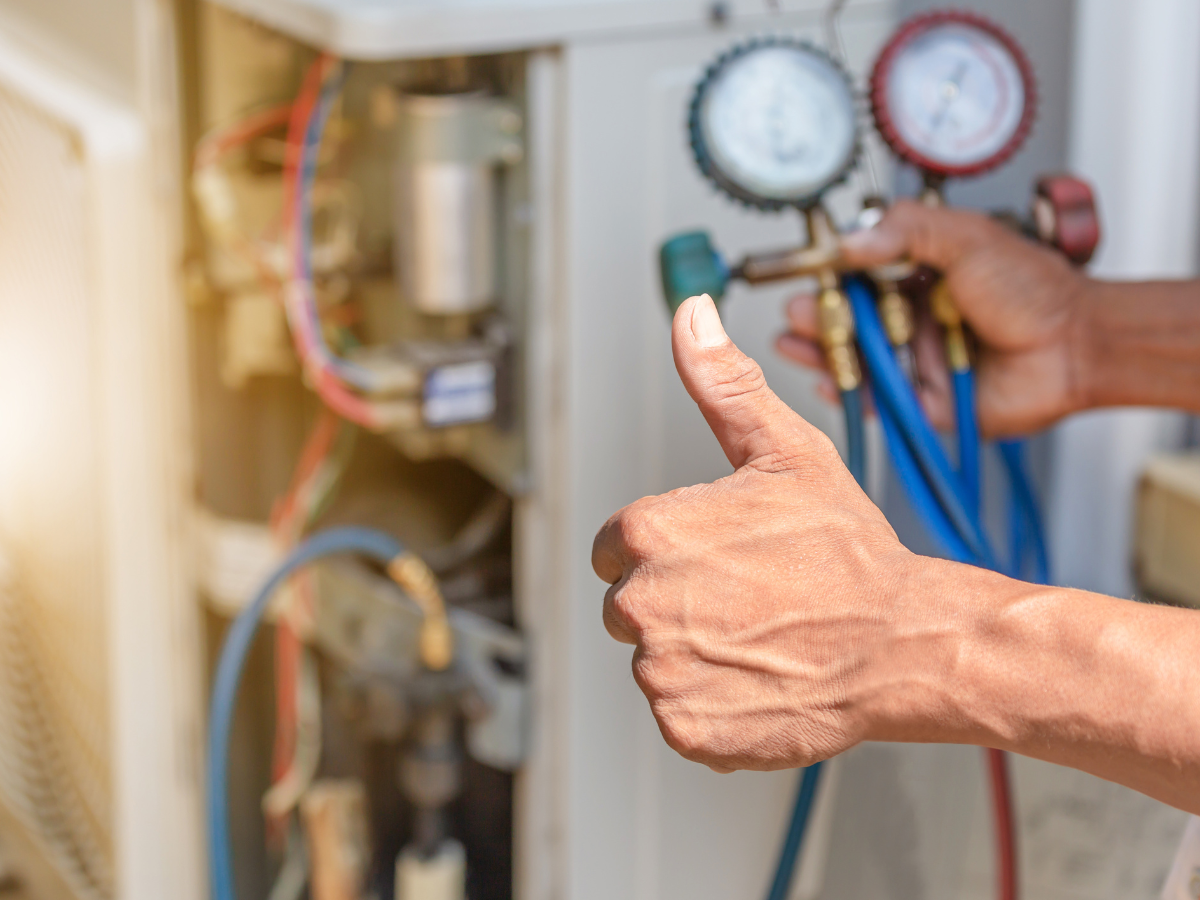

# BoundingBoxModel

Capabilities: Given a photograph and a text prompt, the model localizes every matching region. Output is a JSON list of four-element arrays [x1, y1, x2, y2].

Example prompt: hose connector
[[875, 279, 914, 348], [388, 552, 454, 671], [930, 280, 970, 373], [817, 272, 861, 391]]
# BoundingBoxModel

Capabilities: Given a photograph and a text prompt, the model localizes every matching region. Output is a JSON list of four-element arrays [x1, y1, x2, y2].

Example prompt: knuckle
[[656, 710, 708, 761], [610, 582, 646, 633], [614, 501, 664, 558]]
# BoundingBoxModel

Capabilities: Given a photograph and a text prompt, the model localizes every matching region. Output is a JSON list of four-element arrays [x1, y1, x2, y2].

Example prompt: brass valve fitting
[[817, 272, 862, 392], [929, 280, 970, 373], [876, 280, 915, 348], [388, 552, 454, 671]]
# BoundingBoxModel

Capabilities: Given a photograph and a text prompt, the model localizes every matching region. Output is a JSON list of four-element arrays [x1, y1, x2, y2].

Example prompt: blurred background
[[0, 0, 1197, 899]]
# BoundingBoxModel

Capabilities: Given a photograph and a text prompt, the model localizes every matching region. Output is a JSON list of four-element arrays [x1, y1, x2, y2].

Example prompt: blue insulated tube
[[875, 387, 976, 563], [841, 387, 867, 489], [766, 763, 824, 900], [843, 276, 997, 569], [765, 379, 868, 900], [953, 368, 982, 518], [208, 527, 406, 900], [998, 440, 1050, 585]]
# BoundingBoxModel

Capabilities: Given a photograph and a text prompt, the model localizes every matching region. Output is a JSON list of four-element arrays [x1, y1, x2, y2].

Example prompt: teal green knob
[[659, 231, 729, 314]]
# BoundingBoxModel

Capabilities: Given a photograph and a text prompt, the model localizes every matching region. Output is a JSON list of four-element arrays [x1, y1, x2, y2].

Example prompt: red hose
[[986, 748, 1019, 900]]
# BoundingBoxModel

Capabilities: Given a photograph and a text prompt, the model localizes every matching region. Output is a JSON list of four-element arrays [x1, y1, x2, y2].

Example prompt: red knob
[[1033, 175, 1101, 266]]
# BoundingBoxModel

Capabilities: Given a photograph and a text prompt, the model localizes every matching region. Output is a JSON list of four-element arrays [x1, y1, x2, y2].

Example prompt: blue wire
[[207, 527, 405, 900], [296, 63, 378, 392], [766, 763, 824, 900], [843, 276, 998, 569], [998, 440, 1050, 585], [953, 369, 982, 518]]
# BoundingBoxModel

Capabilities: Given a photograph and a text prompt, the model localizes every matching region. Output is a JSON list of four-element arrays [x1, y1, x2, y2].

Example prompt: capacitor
[[393, 91, 523, 316]]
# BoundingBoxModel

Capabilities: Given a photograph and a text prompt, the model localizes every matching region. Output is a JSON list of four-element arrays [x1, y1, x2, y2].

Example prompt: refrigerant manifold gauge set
[[661, 12, 1101, 900]]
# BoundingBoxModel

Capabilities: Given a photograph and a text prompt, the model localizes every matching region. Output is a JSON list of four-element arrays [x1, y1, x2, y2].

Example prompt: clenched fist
[[591, 294, 943, 773]]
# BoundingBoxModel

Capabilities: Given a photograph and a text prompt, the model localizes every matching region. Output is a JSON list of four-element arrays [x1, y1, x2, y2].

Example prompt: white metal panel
[[559, 8, 898, 900], [0, 20, 203, 900], [208, 0, 872, 60]]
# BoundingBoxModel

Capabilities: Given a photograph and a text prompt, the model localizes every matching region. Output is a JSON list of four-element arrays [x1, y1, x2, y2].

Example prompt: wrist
[[1065, 273, 1107, 416], [1069, 275, 1111, 413], [853, 556, 1034, 747]]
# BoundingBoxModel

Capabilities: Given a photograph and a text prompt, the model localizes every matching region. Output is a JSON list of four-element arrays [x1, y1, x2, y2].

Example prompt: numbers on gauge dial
[[700, 45, 857, 202], [885, 22, 1026, 168]]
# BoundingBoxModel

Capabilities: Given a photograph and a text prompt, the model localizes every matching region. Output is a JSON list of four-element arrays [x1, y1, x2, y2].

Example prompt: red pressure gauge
[[870, 11, 1037, 179]]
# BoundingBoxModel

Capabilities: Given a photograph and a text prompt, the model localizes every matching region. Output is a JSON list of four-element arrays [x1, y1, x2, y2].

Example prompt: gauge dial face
[[693, 40, 858, 208], [871, 12, 1036, 177]]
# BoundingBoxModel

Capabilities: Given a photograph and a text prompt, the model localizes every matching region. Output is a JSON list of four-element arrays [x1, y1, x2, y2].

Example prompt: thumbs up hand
[[592, 295, 941, 772]]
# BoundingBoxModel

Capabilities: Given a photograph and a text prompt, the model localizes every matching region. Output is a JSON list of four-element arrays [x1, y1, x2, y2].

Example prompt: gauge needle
[[930, 61, 969, 131]]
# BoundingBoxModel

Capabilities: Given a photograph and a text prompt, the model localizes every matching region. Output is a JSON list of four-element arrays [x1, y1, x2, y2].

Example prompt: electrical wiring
[[281, 57, 390, 423], [267, 411, 356, 843], [194, 103, 294, 171], [208, 527, 407, 900]]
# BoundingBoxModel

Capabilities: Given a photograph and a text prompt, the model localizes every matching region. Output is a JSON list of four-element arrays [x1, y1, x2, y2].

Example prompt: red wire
[[267, 407, 341, 843], [278, 54, 382, 431], [194, 103, 294, 170], [987, 748, 1019, 900]]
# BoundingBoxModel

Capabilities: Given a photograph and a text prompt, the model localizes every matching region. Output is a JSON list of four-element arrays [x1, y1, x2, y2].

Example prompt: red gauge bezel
[[869, 10, 1038, 179]]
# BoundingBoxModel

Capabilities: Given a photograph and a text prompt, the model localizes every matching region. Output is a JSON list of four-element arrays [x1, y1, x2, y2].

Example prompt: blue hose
[[841, 388, 867, 489], [207, 527, 405, 900], [766, 763, 824, 900], [953, 369, 982, 518], [998, 440, 1050, 584], [765, 386, 866, 900], [876, 389, 975, 563], [843, 276, 997, 569]]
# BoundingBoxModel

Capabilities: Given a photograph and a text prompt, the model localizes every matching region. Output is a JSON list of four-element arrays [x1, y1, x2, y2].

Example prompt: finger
[[602, 581, 637, 645], [591, 512, 630, 585], [672, 294, 820, 471], [775, 333, 827, 371], [784, 293, 819, 340], [708, 764, 736, 774], [840, 199, 1009, 272]]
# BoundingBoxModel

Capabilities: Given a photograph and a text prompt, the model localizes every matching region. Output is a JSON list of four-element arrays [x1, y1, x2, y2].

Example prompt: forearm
[[863, 557, 1200, 812], [1078, 278, 1200, 414]]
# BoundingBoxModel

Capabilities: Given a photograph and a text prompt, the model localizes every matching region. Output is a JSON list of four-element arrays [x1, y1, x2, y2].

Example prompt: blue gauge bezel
[[689, 35, 862, 211]]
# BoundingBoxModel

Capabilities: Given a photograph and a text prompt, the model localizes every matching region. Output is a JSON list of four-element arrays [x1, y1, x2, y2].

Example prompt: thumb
[[672, 295, 817, 471], [840, 199, 999, 272]]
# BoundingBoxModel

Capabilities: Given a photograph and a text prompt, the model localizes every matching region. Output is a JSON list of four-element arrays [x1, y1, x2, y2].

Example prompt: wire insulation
[[207, 527, 405, 900]]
